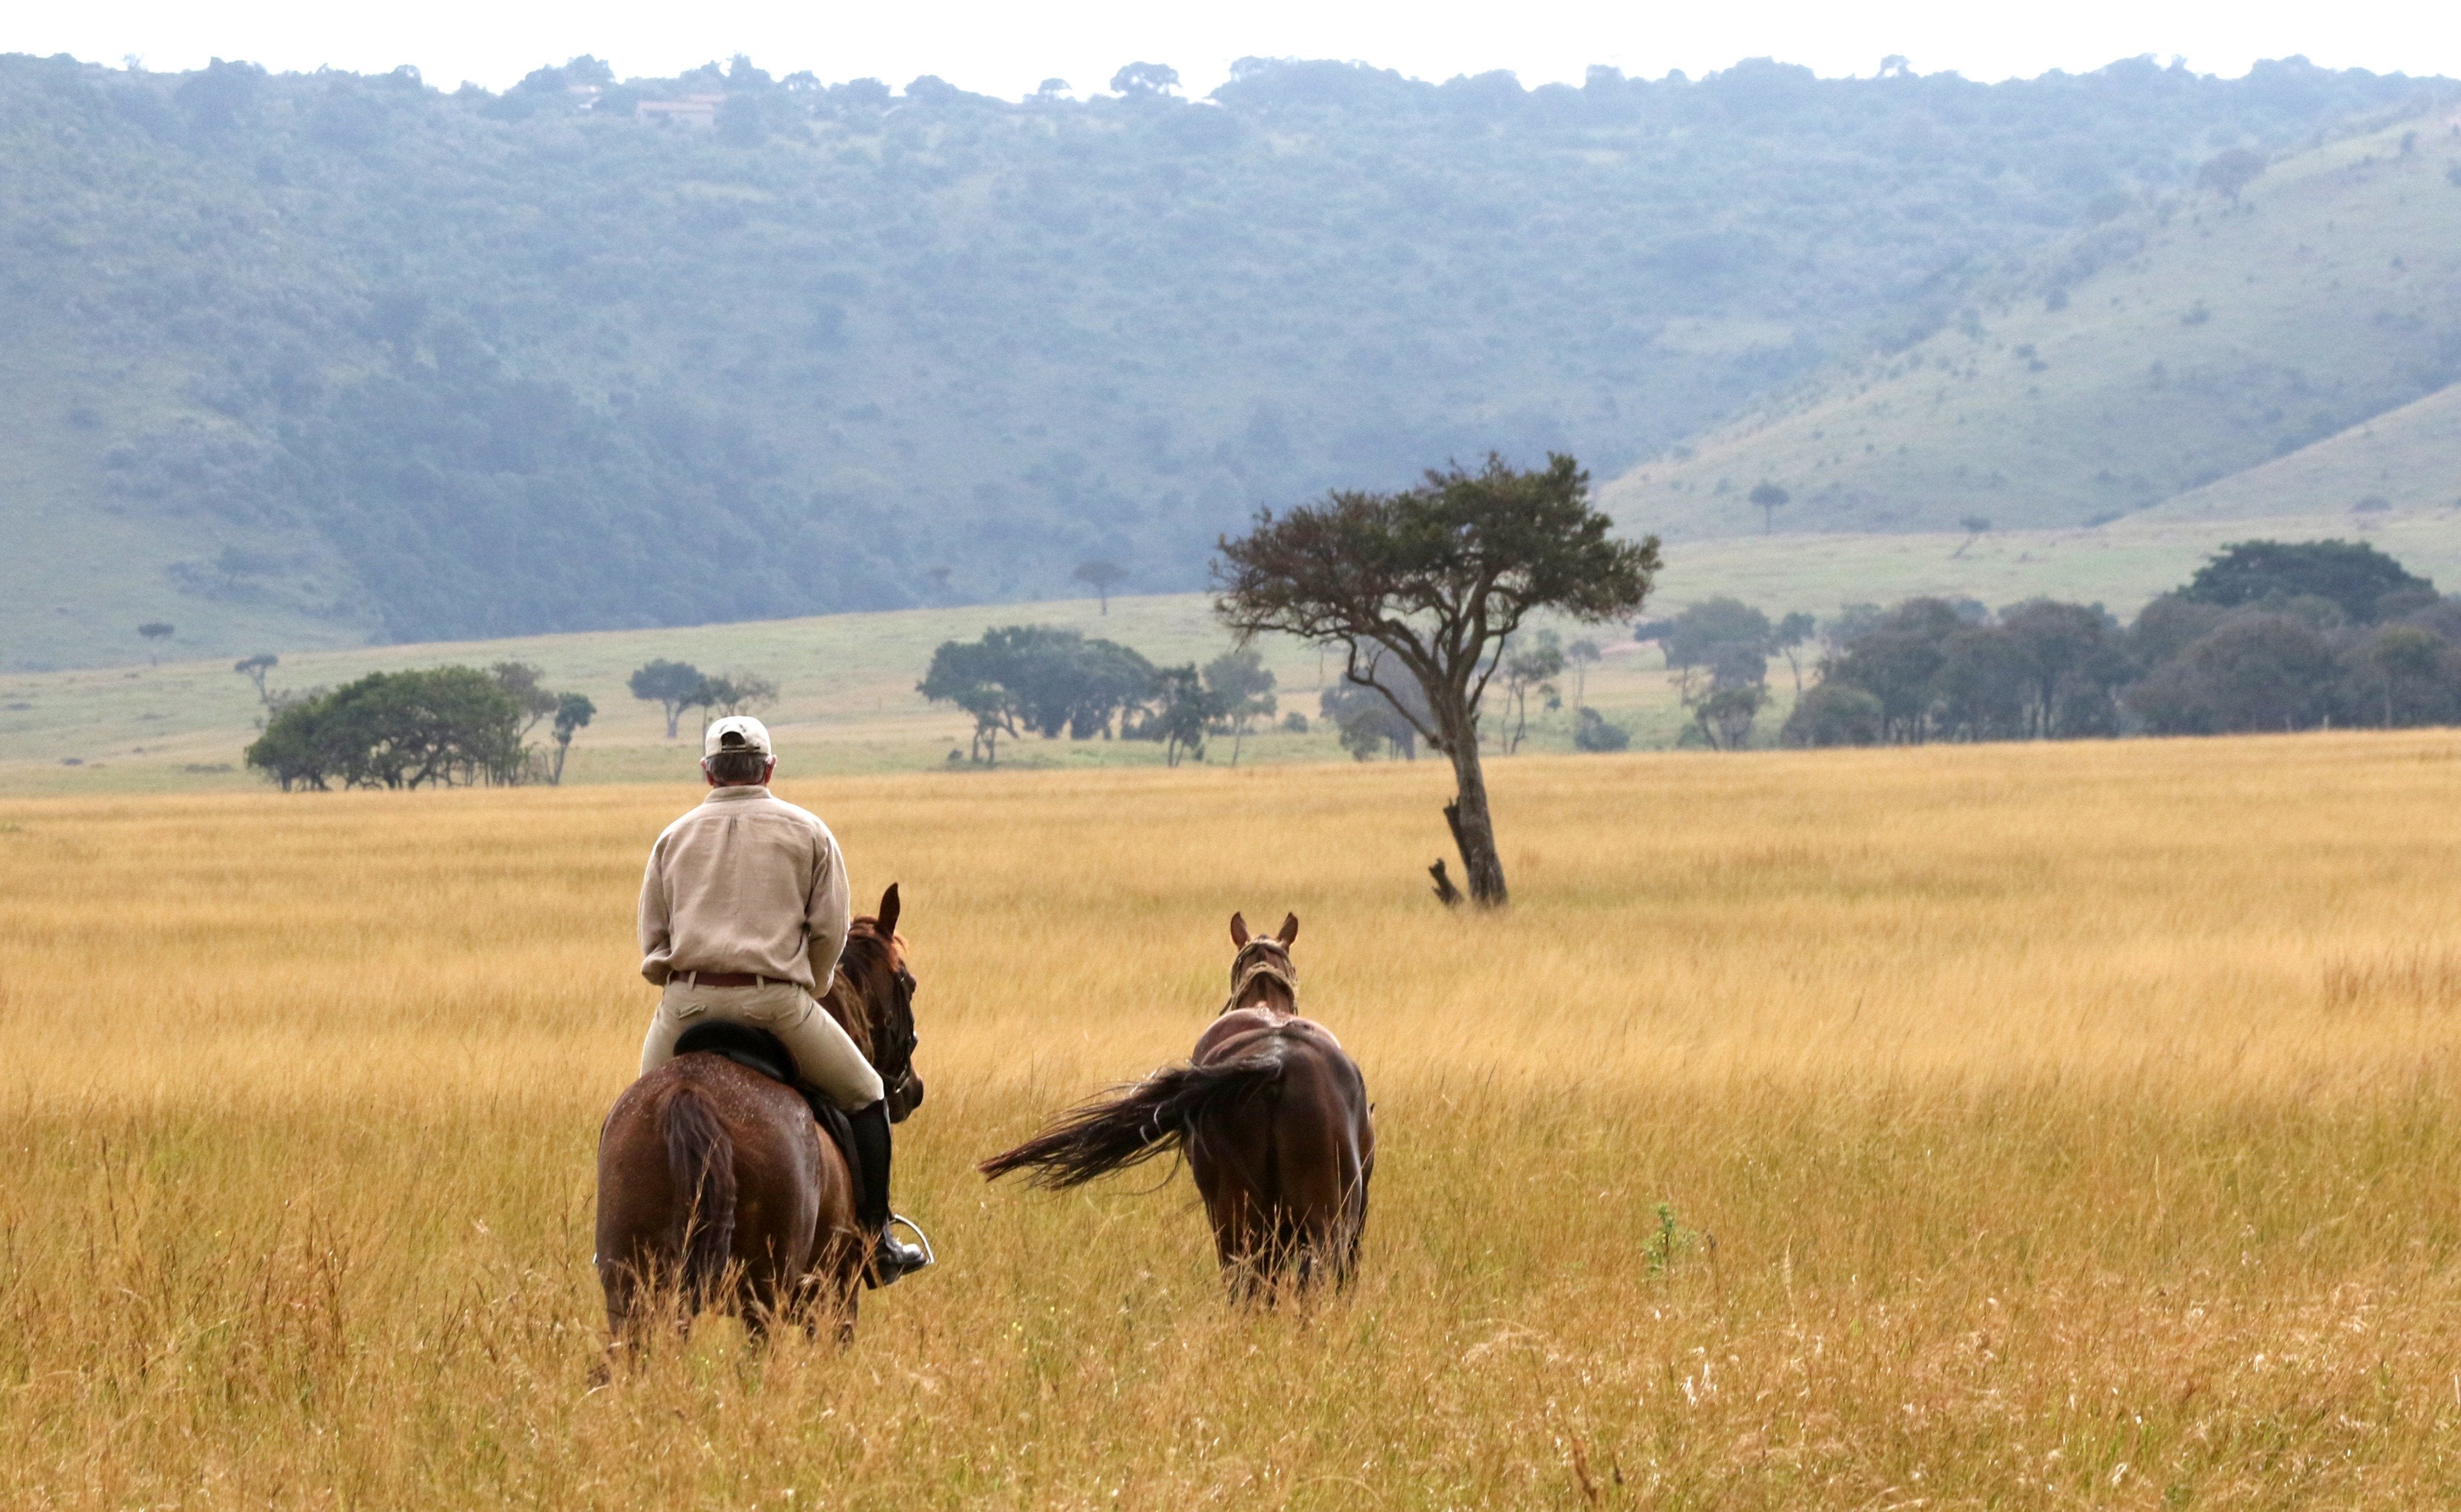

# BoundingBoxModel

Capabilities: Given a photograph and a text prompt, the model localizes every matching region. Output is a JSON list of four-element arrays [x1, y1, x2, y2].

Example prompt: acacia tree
[[917, 638, 1024, 764], [490, 661, 560, 739], [699, 671, 780, 719], [1749, 482, 1788, 534], [1143, 664, 1219, 767], [1499, 630, 1564, 754], [629, 659, 704, 739], [1773, 613, 1817, 693], [549, 693, 595, 784], [1215, 453, 1659, 908], [1202, 647, 1277, 764], [1072, 559, 1127, 614], [233, 653, 279, 704], [1565, 638, 1601, 708]]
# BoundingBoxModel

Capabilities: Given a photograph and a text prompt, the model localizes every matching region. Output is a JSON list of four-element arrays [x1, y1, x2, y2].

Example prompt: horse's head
[[1225, 910, 1300, 1014], [840, 883, 926, 1123]]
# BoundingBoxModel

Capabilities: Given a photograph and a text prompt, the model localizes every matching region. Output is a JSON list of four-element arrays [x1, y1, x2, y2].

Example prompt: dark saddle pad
[[670, 1022, 865, 1212]]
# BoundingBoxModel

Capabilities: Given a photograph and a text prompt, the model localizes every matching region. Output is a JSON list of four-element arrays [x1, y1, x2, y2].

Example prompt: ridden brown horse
[[595, 884, 924, 1349], [980, 911, 1373, 1299]]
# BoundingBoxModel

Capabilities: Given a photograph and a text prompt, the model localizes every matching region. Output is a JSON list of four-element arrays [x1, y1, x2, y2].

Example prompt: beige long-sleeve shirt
[[638, 785, 852, 992]]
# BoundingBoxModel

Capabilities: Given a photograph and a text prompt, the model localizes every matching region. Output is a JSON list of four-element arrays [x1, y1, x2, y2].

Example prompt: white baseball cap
[[703, 716, 774, 759]]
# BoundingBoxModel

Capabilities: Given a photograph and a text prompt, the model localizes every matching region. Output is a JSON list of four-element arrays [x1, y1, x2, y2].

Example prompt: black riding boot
[[848, 1099, 930, 1288]]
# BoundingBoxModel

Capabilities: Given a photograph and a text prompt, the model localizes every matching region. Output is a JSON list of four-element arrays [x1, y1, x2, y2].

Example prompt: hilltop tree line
[[1779, 540, 2461, 746], [3, 49, 2431, 644]]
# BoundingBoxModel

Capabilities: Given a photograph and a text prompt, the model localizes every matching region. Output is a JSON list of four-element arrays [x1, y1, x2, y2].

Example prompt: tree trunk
[[1442, 736, 1509, 908]]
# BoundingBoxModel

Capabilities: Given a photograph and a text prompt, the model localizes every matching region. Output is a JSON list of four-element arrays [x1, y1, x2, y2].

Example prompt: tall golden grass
[[5, 733, 2461, 1507]]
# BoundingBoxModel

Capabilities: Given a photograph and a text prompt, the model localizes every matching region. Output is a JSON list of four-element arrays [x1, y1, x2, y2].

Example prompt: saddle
[[670, 1021, 867, 1215]]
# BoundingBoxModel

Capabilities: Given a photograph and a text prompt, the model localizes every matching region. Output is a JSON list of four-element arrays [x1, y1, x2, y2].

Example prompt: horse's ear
[[1276, 913, 1299, 946], [1229, 912, 1249, 947], [878, 883, 901, 938]]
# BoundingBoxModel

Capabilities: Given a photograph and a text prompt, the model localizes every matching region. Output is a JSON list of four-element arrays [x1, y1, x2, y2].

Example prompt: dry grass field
[[6, 733, 2461, 1508]]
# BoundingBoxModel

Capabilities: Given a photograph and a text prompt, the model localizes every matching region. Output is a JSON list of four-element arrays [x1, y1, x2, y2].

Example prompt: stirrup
[[885, 1213, 935, 1269], [865, 1213, 935, 1289]]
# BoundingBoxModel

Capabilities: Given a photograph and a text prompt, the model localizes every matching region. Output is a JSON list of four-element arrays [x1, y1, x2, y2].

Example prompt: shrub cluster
[[244, 668, 524, 790], [918, 628, 1274, 766], [245, 662, 594, 788]]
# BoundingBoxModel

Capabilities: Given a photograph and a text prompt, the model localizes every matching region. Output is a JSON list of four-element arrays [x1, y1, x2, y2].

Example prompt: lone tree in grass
[[1749, 481, 1789, 534], [233, 653, 278, 704], [1215, 453, 1659, 908], [1072, 559, 1127, 614], [628, 659, 704, 739], [549, 693, 595, 785], [1565, 638, 1602, 708], [138, 622, 174, 663], [2197, 148, 2265, 204]]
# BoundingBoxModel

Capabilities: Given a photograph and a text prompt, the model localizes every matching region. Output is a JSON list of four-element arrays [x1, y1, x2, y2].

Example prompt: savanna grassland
[[6, 734, 2461, 1508]]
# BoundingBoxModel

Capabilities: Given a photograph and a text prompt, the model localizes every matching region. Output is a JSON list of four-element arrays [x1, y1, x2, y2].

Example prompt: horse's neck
[[821, 979, 877, 1063], [1225, 947, 1297, 1013], [1225, 981, 1297, 1016]]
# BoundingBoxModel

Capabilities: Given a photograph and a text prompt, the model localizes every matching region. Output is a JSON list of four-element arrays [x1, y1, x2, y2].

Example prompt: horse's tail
[[662, 1085, 736, 1304], [979, 1048, 1286, 1189]]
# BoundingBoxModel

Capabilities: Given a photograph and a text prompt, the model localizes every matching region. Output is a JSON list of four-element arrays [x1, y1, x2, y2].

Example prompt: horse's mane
[[821, 916, 900, 1060]]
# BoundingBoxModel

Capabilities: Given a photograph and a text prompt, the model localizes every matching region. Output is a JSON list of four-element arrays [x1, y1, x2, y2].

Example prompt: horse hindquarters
[[596, 1060, 850, 1351], [1262, 1042, 1371, 1291], [1184, 1038, 1370, 1298], [1187, 1083, 1282, 1298]]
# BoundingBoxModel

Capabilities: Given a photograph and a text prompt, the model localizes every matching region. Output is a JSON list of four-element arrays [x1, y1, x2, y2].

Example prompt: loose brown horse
[[595, 884, 924, 1349], [980, 911, 1373, 1299]]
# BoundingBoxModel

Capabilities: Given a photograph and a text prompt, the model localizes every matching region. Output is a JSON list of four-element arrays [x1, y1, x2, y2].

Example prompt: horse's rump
[[597, 1056, 855, 1333]]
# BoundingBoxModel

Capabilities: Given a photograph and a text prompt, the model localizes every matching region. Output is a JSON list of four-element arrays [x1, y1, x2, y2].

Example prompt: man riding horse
[[635, 715, 930, 1287]]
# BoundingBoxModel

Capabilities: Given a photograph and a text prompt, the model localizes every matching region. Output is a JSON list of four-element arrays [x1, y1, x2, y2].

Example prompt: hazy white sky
[[13, 0, 2450, 98]]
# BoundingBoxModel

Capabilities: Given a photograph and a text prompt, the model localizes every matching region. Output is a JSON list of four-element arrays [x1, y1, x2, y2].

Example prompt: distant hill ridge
[[0, 49, 2443, 669], [1605, 115, 2461, 538]]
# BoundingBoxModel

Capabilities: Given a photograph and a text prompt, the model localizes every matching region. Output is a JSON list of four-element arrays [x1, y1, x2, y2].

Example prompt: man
[[636, 714, 930, 1286]]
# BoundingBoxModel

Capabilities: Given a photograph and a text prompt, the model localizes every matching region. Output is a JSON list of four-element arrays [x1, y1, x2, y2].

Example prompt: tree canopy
[[244, 667, 523, 789], [1217, 452, 1658, 904], [918, 624, 1159, 763], [2181, 539, 2436, 624]]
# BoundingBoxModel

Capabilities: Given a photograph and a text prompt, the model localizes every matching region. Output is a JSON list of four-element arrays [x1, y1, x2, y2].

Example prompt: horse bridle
[[1224, 938, 1298, 1013], [847, 921, 921, 1101]]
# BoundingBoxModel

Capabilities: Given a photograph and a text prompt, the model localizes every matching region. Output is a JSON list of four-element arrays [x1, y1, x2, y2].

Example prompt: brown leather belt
[[680, 971, 776, 989]]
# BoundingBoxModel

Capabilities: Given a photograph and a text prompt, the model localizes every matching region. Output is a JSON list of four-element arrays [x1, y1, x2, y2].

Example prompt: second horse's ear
[[1276, 913, 1299, 946], [878, 883, 902, 937], [1229, 911, 1249, 947]]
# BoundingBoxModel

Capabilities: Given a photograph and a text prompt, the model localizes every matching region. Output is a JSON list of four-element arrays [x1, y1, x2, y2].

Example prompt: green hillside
[[11, 511, 2457, 796], [0, 51, 2432, 670], [2138, 379, 2461, 521], [1604, 115, 2461, 538]]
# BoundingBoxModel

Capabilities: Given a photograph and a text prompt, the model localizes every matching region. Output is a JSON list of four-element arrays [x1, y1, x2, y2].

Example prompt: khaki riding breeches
[[640, 977, 885, 1111]]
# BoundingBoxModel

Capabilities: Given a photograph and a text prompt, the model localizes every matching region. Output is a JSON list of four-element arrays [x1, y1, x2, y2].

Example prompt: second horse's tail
[[978, 1049, 1286, 1189]]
